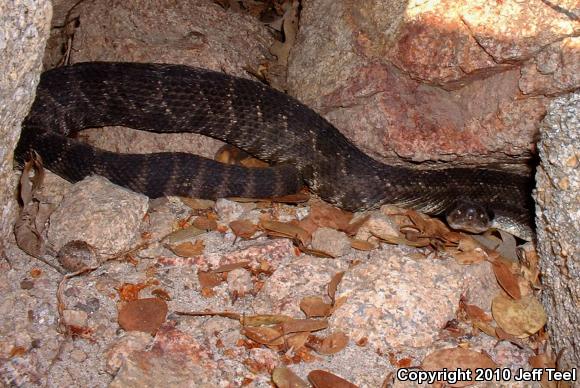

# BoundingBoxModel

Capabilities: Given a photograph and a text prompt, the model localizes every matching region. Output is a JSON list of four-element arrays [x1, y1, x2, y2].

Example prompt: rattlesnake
[[14, 62, 534, 240]]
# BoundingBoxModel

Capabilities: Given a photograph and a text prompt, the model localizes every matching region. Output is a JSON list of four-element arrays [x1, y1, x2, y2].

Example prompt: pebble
[[214, 198, 245, 223], [227, 268, 254, 297], [62, 309, 88, 327], [311, 227, 351, 257]]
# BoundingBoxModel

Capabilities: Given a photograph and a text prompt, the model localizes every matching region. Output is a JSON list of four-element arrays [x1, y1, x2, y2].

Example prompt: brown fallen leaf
[[300, 296, 332, 318], [198, 270, 224, 288], [460, 300, 497, 337], [529, 353, 558, 388], [350, 239, 376, 251], [163, 226, 205, 245], [270, 192, 310, 204], [328, 272, 345, 305], [242, 326, 284, 346], [272, 367, 309, 388], [211, 261, 250, 273], [175, 310, 241, 320], [285, 332, 310, 352], [282, 319, 328, 335], [269, 0, 299, 67], [490, 256, 522, 299], [14, 153, 53, 260], [229, 219, 259, 239], [519, 244, 541, 287], [308, 370, 359, 388], [343, 214, 371, 236], [492, 294, 547, 338], [151, 288, 171, 301], [422, 347, 497, 387], [461, 301, 493, 323], [241, 314, 294, 327], [308, 201, 353, 231], [117, 298, 168, 334], [260, 220, 310, 246], [167, 240, 205, 257], [192, 216, 217, 231], [180, 197, 215, 210], [316, 331, 349, 355]]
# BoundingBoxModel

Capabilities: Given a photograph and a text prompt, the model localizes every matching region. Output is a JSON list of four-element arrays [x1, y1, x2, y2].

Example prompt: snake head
[[445, 200, 492, 234]]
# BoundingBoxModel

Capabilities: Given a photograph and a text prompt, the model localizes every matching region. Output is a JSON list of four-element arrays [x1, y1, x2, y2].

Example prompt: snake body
[[14, 62, 534, 239]]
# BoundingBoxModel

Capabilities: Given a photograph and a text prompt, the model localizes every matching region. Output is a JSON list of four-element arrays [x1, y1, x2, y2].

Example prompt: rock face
[[44, 0, 275, 161], [535, 91, 580, 370], [288, 0, 579, 164], [48, 176, 149, 255], [0, 0, 52, 244]]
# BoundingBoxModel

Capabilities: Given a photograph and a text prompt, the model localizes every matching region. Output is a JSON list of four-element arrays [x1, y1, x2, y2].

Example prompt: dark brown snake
[[14, 62, 535, 240]]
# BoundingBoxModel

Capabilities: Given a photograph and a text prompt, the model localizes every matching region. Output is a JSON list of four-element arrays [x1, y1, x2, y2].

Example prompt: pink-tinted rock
[[252, 256, 349, 317], [460, 0, 578, 63], [520, 37, 580, 96], [329, 246, 502, 354], [288, 0, 574, 164]]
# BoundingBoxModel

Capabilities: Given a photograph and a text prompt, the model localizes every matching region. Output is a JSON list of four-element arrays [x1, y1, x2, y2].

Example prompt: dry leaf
[[193, 216, 217, 231], [163, 225, 205, 244], [308, 370, 359, 388], [492, 294, 547, 338], [286, 332, 310, 351], [167, 240, 205, 257], [241, 314, 293, 327], [14, 153, 51, 259], [242, 326, 284, 346], [491, 257, 522, 299], [269, 0, 299, 67], [270, 192, 310, 204], [343, 215, 370, 236], [300, 296, 332, 318], [350, 239, 376, 251], [229, 219, 259, 239], [260, 220, 310, 245], [316, 332, 349, 355], [328, 272, 345, 304], [422, 347, 497, 387], [282, 319, 328, 334], [211, 261, 250, 273], [451, 248, 488, 264], [462, 302, 493, 323], [529, 353, 557, 388], [180, 197, 214, 210], [175, 310, 240, 320], [198, 270, 224, 288], [117, 298, 168, 334], [272, 367, 309, 388], [308, 201, 353, 231], [151, 288, 171, 301]]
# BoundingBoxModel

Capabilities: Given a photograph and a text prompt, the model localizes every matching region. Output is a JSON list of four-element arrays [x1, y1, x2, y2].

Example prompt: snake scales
[[14, 62, 534, 240]]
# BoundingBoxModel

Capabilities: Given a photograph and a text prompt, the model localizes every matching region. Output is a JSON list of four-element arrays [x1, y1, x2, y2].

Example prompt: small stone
[[106, 332, 152, 374], [70, 349, 87, 362], [227, 268, 254, 297], [48, 175, 149, 255], [311, 227, 351, 257], [214, 198, 245, 223], [57, 240, 99, 272], [356, 211, 399, 241], [62, 309, 88, 327], [20, 279, 34, 289]]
